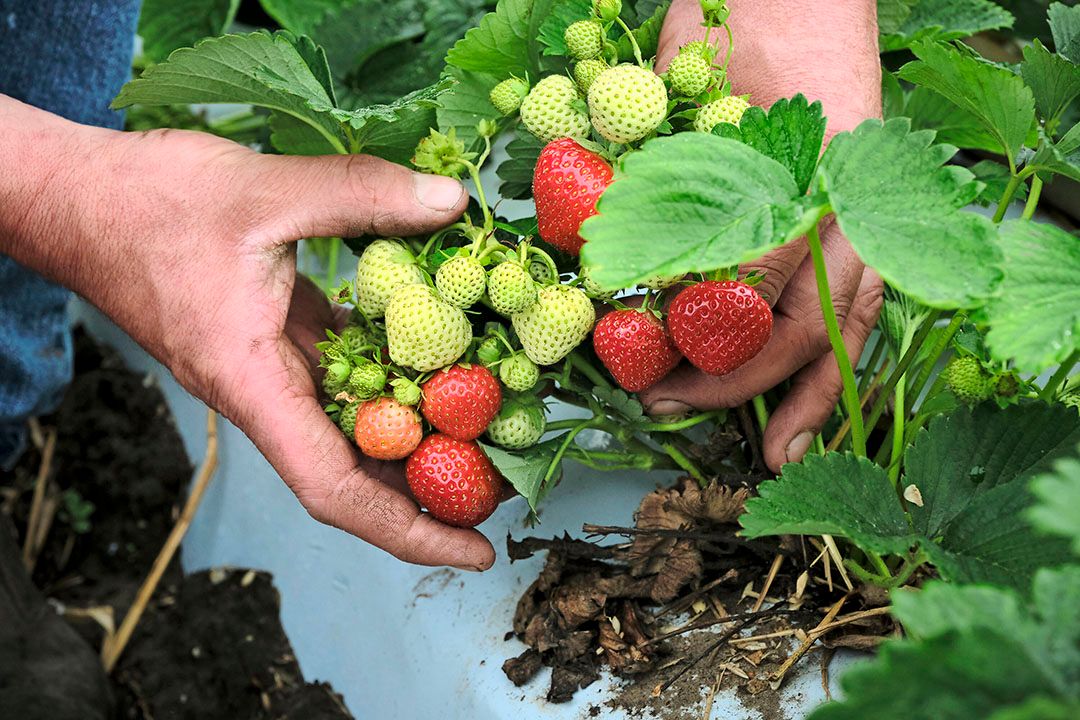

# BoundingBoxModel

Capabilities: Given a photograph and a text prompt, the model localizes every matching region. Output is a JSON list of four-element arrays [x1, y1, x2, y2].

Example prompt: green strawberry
[[355, 240, 426, 319], [490, 77, 530, 116], [338, 400, 361, 437], [488, 261, 537, 315], [486, 399, 546, 450], [679, 41, 715, 60], [942, 355, 996, 404], [476, 336, 504, 367], [520, 75, 591, 143], [995, 372, 1020, 399], [694, 95, 751, 132], [322, 361, 351, 397], [385, 285, 472, 372], [512, 284, 595, 365], [574, 58, 610, 92], [348, 362, 387, 400], [499, 353, 541, 392], [588, 64, 668, 144], [579, 268, 617, 299], [593, 0, 621, 22], [528, 258, 558, 285], [667, 52, 712, 97], [338, 325, 370, 355], [565, 20, 604, 60], [436, 255, 486, 308], [390, 377, 422, 406], [641, 274, 682, 290]]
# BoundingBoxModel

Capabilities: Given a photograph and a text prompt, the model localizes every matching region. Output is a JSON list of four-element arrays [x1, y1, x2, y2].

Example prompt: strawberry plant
[[114, 0, 1080, 715]]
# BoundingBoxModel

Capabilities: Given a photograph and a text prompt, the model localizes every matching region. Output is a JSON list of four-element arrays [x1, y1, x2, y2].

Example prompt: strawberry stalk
[[1021, 175, 1044, 220], [614, 16, 645, 67], [1039, 350, 1078, 401]]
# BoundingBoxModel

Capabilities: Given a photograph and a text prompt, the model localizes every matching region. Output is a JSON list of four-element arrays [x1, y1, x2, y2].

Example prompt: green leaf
[[898, 41, 1035, 166], [268, 112, 340, 154], [445, 0, 556, 79], [355, 105, 439, 165], [616, 1, 669, 63], [984, 220, 1080, 373], [483, 438, 562, 512], [988, 698, 1080, 720], [1049, 2, 1080, 64], [316, 80, 451, 130], [259, 0, 351, 34], [1020, 40, 1080, 128], [818, 118, 1001, 309], [1027, 121, 1080, 182], [734, 95, 826, 196], [497, 125, 545, 199], [579, 133, 809, 289], [308, 0, 423, 86], [436, 67, 502, 151], [903, 85, 1004, 154], [1027, 450, 1080, 555], [971, 159, 1028, 207], [879, 0, 1014, 53], [137, 0, 240, 63], [740, 453, 916, 556], [113, 31, 348, 153], [537, 0, 592, 57], [890, 582, 1024, 640]]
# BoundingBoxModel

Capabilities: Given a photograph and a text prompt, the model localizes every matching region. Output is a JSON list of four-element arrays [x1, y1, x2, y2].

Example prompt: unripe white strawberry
[[679, 41, 715, 60], [355, 240, 426, 318], [694, 95, 751, 132], [385, 285, 472, 372], [573, 58, 609, 92], [641, 274, 682, 290], [489, 77, 530, 116], [436, 255, 486, 308], [499, 353, 540, 392], [520, 75, 591, 143], [588, 64, 668, 144], [488, 261, 537, 315], [579, 268, 617, 299], [528, 258, 558, 285], [667, 52, 712, 97], [565, 20, 604, 60], [485, 399, 546, 450], [512, 285, 595, 365]]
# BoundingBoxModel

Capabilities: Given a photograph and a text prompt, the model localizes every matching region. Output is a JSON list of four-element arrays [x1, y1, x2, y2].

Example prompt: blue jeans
[[0, 0, 141, 468]]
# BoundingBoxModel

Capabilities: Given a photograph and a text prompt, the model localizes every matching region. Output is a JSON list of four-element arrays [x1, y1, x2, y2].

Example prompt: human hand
[[642, 0, 886, 472], [0, 95, 494, 571]]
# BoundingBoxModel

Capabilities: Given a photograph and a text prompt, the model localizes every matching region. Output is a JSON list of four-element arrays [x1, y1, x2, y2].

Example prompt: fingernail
[[649, 400, 694, 416], [455, 563, 485, 573], [414, 174, 465, 211], [785, 431, 815, 464]]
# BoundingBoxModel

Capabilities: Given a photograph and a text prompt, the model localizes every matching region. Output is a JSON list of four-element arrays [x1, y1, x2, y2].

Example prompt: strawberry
[[488, 261, 537, 315], [436, 255, 486, 308], [390, 377, 422, 406], [513, 284, 596, 365], [520, 75, 591, 143], [942, 355, 995, 404], [475, 335, 505, 367], [406, 434, 502, 528], [385, 284, 472, 372], [694, 95, 751, 133], [354, 396, 423, 460], [565, 20, 604, 60], [337, 400, 361, 437], [593, 309, 682, 392], [486, 398, 546, 450], [667, 52, 712, 97], [666, 281, 772, 376], [588, 64, 668, 144], [490, 76, 530, 116], [592, 0, 621, 22], [499, 352, 541, 392], [528, 257, 558, 285], [533, 138, 614, 256], [322, 361, 351, 397], [679, 41, 716, 61], [355, 239, 426, 319], [573, 58, 609, 92], [421, 364, 502, 441], [641, 274, 683, 291], [347, 361, 387, 400], [579, 267, 617, 298]]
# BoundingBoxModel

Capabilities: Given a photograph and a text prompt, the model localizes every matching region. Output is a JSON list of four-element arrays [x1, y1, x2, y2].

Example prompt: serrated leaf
[[436, 67, 502, 151], [984, 220, 1080, 373], [1027, 450, 1080, 555], [483, 438, 562, 512], [355, 105, 439, 165], [879, 0, 1014, 53], [309, 0, 423, 86], [579, 133, 809, 289], [818, 118, 1001, 309], [734, 95, 826, 195], [1021, 39, 1080, 128], [137, 0, 240, 63], [1049, 2, 1080, 64], [971, 159, 1028, 206], [268, 112, 339, 154], [903, 85, 1004, 154], [445, 0, 556, 79], [497, 125, 545, 199], [616, 1, 669, 63], [537, 0, 591, 57], [890, 582, 1024, 640], [877, 0, 917, 36], [316, 80, 450, 130], [899, 41, 1035, 166], [1027, 121, 1080, 182], [259, 0, 351, 34]]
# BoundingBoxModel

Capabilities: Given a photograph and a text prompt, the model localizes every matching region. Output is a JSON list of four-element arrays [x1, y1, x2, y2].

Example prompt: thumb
[[252, 153, 468, 243]]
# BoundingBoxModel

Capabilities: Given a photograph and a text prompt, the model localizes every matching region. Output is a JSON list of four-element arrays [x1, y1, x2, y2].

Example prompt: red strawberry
[[406, 434, 503, 528], [533, 138, 613, 255], [666, 281, 772, 376], [592, 309, 682, 392], [420, 364, 502, 441]]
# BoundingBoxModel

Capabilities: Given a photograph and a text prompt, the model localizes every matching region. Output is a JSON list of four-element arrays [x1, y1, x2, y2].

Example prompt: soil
[[0, 328, 353, 720]]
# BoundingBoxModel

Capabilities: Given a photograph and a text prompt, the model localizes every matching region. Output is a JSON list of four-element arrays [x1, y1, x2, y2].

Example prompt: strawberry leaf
[[259, 0, 352, 34], [1027, 451, 1080, 555], [1049, 2, 1080, 64], [137, 0, 240, 63], [483, 438, 562, 512], [615, 1, 669, 63], [436, 67, 503, 151], [984, 220, 1080, 373], [879, 0, 1014, 53], [579, 133, 811, 289], [817, 117, 1001, 309], [537, 0, 591, 57], [497, 126, 545, 199], [732, 95, 827, 195], [903, 86, 1003, 154], [1026, 121, 1080, 182], [445, 0, 557, 79], [1020, 40, 1080, 129]]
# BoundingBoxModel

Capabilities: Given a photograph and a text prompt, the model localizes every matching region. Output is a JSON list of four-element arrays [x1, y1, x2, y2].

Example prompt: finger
[[286, 273, 349, 368], [762, 268, 884, 473], [249, 153, 468, 244]]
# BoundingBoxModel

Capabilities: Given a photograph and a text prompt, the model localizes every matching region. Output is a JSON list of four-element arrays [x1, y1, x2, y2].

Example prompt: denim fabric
[[0, 0, 141, 468]]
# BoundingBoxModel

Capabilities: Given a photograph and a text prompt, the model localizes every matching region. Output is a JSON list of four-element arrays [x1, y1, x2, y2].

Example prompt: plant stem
[[568, 352, 612, 392], [323, 237, 341, 291], [858, 333, 887, 396], [638, 410, 722, 433], [546, 417, 595, 432], [659, 441, 706, 485], [1021, 175, 1044, 220], [463, 160, 493, 231], [615, 17, 645, 67], [889, 328, 916, 487], [752, 395, 769, 435], [807, 224, 866, 456], [992, 174, 1024, 223], [1040, 350, 1079, 401], [905, 312, 965, 413], [814, 434, 826, 455], [722, 22, 734, 70]]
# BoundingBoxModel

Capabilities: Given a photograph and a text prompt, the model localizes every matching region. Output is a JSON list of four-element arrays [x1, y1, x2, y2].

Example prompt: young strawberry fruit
[[528, 257, 558, 285], [406, 434, 502, 528], [512, 284, 596, 366], [694, 95, 751, 133], [390, 377, 422, 407], [565, 20, 604, 60], [593, 309, 682, 392], [667, 52, 712, 97], [520, 75, 591, 143], [573, 58, 609, 92], [490, 76, 530, 116], [533, 138, 614, 256], [942, 355, 996, 404], [499, 352, 541, 392], [421, 364, 502, 441], [667, 281, 772, 376], [355, 240, 426, 318], [354, 396, 423, 460], [486, 399, 546, 450], [488, 261, 537, 315], [348, 361, 387, 400], [588, 64, 668, 144], [475, 335, 505, 367], [579, 267, 617, 299], [338, 400, 361, 437], [641, 273, 683, 290], [436, 255, 487, 308], [679, 40, 716, 60], [322, 361, 351, 397], [385, 284, 472, 372]]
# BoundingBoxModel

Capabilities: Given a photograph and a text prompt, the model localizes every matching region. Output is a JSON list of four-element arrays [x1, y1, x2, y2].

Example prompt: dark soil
[[0, 328, 353, 720]]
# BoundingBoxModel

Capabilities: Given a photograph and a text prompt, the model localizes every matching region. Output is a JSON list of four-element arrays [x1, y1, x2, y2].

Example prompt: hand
[[0, 95, 494, 571], [642, 0, 886, 472]]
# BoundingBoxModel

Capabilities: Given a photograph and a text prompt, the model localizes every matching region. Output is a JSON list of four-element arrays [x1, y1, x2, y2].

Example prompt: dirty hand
[[642, 0, 886, 472], [0, 94, 495, 571]]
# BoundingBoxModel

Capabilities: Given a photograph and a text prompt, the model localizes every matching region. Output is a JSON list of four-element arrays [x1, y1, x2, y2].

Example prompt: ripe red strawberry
[[406, 434, 503, 528], [420, 364, 502, 441], [666, 281, 772, 376], [592, 309, 682, 392], [533, 138, 613, 255]]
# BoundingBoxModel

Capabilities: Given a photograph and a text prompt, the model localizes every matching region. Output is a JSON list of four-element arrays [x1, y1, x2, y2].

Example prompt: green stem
[[858, 333, 887, 396], [1040, 350, 1079, 401], [722, 22, 734, 70], [807, 224, 866, 456], [814, 434, 826, 455], [323, 238, 341, 291], [1021, 175, 1044, 220], [615, 17, 644, 67], [866, 551, 893, 579], [906, 312, 965, 413], [544, 421, 597, 483], [885, 552, 926, 589], [889, 328, 916, 487], [527, 246, 560, 284], [659, 441, 706, 485], [752, 395, 769, 435], [992, 174, 1024, 223], [568, 352, 612, 392], [638, 410, 722, 433], [462, 160, 493, 231]]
